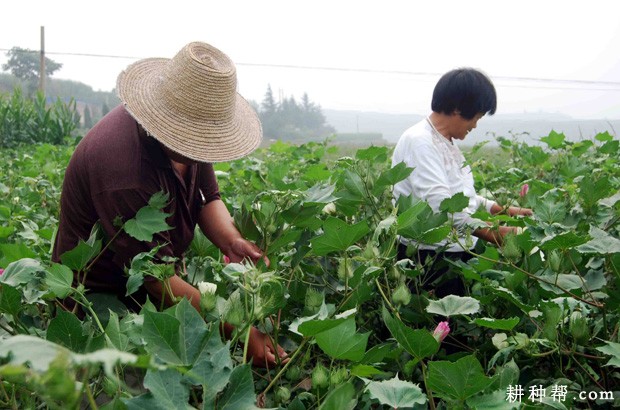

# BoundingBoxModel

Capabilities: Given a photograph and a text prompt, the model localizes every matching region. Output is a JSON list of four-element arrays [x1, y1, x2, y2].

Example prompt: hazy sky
[[2, 0, 620, 119]]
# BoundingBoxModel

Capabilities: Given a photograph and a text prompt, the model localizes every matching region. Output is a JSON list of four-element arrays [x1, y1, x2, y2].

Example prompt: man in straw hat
[[52, 41, 286, 367]]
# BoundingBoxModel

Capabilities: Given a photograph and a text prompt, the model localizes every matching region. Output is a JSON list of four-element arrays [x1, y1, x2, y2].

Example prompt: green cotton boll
[[549, 250, 562, 273], [329, 367, 349, 386], [569, 311, 590, 345], [502, 234, 522, 261], [337, 257, 354, 281], [304, 287, 324, 315], [275, 386, 291, 404], [312, 363, 329, 389], [285, 365, 302, 382], [224, 291, 245, 327]]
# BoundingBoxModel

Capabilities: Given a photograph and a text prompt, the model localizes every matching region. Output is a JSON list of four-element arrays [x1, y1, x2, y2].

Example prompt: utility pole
[[39, 26, 45, 94]]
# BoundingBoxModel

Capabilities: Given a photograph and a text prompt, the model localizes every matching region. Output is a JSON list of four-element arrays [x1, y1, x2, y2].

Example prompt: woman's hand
[[247, 326, 288, 368], [507, 206, 533, 217], [226, 237, 270, 266]]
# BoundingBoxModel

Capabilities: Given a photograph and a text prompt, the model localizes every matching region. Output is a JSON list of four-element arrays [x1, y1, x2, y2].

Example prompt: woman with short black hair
[[392, 67, 531, 297]]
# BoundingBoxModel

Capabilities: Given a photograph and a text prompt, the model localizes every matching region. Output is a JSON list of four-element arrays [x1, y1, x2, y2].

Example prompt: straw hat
[[116, 42, 262, 163]]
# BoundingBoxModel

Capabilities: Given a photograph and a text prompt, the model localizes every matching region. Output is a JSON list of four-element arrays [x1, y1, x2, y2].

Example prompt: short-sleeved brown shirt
[[52, 105, 220, 303]]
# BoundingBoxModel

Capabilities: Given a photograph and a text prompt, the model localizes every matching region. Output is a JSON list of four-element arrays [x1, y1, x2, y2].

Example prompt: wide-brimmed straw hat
[[116, 42, 262, 163]]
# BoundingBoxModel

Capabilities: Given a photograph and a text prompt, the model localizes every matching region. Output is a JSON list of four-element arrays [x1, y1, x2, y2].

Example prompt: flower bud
[[519, 184, 529, 198], [432, 321, 450, 343], [392, 284, 411, 306]]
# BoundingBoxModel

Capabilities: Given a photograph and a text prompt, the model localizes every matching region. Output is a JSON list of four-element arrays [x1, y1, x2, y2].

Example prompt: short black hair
[[431, 68, 497, 120]]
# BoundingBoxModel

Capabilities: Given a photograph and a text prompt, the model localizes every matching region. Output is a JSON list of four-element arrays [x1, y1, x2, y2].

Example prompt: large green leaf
[[426, 295, 481, 317], [579, 175, 612, 210], [382, 306, 439, 360], [428, 355, 494, 402], [310, 217, 370, 255], [189, 324, 233, 406], [365, 375, 427, 408], [577, 227, 620, 254], [46, 310, 89, 353], [0, 335, 70, 372], [540, 130, 566, 149], [60, 238, 102, 271], [0, 258, 44, 287], [123, 368, 193, 410], [304, 183, 339, 204], [473, 317, 520, 331], [466, 389, 520, 409], [375, 161, 413, 189], [315, 317, 369, 362], [124, 206, 172, 242], [45, 263, 74, 298], [319, 381, 358, 410], [105, 311, 129, 351], [142, 298, 208, 366], [216, 364, 260, 410], [596, 341, 620, 367], [0, 243, 37, 267], [539, 231, 588, 251], [439, 192, 469, 213], [0, 283, 22, 317], [534, 197, 567, 224], [0, 335, 140, 380]]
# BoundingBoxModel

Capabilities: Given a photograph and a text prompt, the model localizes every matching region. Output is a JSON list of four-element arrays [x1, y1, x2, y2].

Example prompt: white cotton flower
[[322, 202, 336, 215], [198, 281, 217, 295]]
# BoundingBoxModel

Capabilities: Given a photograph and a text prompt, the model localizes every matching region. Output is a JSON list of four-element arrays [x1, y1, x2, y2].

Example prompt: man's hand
[[247, 326, 288, 368]]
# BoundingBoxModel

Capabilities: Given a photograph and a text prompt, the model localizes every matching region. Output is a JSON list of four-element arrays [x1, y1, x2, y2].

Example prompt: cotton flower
[[432, 321, 450, 343], [0, 268, 4, 276], [322, 202, 336, 215], [223, 255, 231, 264], [519, 184, 529, 198], [198, 281, 217, 295], [198, 281, 217, 312]]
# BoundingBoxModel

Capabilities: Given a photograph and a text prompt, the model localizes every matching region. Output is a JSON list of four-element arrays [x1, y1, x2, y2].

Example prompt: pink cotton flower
[[519, 184, 529, 198], [432, 321, 450, 343], [223, 255, 231, 264], [0, 268, 4, 276]]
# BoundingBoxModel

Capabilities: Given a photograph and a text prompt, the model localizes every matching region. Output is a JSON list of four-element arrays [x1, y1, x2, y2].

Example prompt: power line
[[2, 47, 620, 91]]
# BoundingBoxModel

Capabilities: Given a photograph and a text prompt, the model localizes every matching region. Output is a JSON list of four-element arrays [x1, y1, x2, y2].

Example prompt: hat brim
[[117, 58, 262, 163]]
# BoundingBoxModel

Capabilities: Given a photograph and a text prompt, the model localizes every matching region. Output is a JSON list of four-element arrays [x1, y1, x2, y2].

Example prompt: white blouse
[[392, 118, 496, 252]]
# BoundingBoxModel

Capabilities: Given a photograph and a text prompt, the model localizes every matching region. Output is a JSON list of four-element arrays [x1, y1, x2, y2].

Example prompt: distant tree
[[258, 86, 334, 141], [2, 47, 62, 96], [261, 84, 277, 114], [83, 105, 93, 129], [101, 101, 110, 117]]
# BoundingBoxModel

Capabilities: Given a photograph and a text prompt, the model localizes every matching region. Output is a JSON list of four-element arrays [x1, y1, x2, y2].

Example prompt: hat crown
[[155, 42, 237, 122]]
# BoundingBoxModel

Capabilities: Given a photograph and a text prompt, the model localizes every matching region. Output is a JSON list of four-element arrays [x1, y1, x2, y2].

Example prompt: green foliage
[[0, 88, 79, 147], [0, 129, 619, 409]]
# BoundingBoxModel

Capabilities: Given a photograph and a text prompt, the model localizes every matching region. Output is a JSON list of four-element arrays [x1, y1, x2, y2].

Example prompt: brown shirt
[[52, 105, 220, 302]]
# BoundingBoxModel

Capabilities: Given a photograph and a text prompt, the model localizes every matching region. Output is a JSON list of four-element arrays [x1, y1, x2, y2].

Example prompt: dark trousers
[[397, 243, 470, 297]]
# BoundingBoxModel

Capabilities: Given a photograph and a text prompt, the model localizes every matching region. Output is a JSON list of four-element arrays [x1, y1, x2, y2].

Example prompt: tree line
[[1, 47, 336, 141]]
